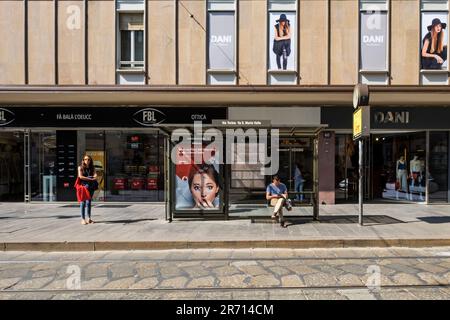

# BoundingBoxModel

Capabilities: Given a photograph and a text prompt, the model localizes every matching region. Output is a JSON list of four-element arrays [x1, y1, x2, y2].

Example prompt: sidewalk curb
[[3, 238, 450, 251]]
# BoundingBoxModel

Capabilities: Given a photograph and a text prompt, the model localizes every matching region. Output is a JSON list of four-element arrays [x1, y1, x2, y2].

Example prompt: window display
[[372, 133, 426, 202]]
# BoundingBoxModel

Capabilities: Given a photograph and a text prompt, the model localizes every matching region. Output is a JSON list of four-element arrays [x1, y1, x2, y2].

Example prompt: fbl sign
[[0, 108, 15, 126]]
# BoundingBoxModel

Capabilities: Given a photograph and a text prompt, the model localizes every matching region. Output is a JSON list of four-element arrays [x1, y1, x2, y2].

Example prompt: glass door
[[0, 131, 24, 201]]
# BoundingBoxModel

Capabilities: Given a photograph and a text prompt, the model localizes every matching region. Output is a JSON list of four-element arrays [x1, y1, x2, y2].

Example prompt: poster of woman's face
[[269, 12, 296, 71], [421, 13, 448, 70], [174, 145, 222, 211]]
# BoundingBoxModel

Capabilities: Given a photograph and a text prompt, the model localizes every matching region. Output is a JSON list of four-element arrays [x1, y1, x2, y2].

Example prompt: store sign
[[374, 111, 410, 124], [0, 108, 15, 126], [132, 108, 166, 126], [0, 106, 227, 128]]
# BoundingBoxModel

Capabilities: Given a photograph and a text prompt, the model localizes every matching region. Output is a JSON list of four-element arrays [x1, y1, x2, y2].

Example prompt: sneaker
[[81, 220, 87, 225]]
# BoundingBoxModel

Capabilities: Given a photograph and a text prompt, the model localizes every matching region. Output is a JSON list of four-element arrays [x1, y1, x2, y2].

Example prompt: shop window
[[116, 0, 145, 84], [372, 133, 427, 203], [359, 0, 389, 84], [207, 0, 236, 85], [267, 0, 298, 85], [420, 0, 449, 85], [429, 132, 449, 203], [30, 132, 57, 202]]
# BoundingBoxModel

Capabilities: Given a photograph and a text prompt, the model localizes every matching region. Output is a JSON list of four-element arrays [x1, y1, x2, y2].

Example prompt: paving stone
[[338, 264, 369, 275], [182, 266, 211, 278], [303, 273, 338, 287], [268, 266, 292, 276], [0, 267, 30, 278], [102, 277, 136, 289], [82, 263, 110, 279], [158, 276, 189, 289], [0, 277, 21, 290], [391, 273, 424, 286], [417, 272, 449, 285], [285, 264, 316, 275], [130, 277, 159, 289], [315, 264, 346, 276], [234, 265, 268, 277], [81, 277, 109, 290], [281, 275, 305, 287], [336, 274, 365, 287], [108, 263, 137, 279], [160, 266, 185, 278], [42, 279, 67, 290], [413, 263, 448, 274], [247, 275, 280, 287], [259, 260, 277, 267], [186, 276, 216, 288], [12, 277, 55, 290], [212, 266, 241, 276], [386, 263, 421, 275], [135, 262, 159, 278], [218, 275, 248, 288]]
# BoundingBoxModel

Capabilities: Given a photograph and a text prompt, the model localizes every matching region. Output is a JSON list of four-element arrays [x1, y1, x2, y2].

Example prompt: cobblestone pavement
[[2, 247, 450, 299]]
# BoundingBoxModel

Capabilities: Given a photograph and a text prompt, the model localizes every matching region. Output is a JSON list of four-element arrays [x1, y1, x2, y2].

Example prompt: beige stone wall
[[300, 0, 328, 85], [0, 1, 25, 84], [148, 0, 176, 84], [391, 0, 420, 85], [330, 0, 358, 85], [58, 0, 85, 84], [28, 0, 55, 85], [238, 0, 266, 85], [88, 0, 115, 85], [178, 0, 206, 85]]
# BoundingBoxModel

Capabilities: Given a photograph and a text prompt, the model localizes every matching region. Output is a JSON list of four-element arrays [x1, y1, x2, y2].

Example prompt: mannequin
[[410, 155, 425, 201], [396, 156, 408, 192], [410, 155, 422, 187]]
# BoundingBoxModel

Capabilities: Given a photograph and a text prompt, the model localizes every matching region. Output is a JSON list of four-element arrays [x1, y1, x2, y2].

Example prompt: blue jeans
[[80, 189, 94, 220], [295, 180, 304, 201]]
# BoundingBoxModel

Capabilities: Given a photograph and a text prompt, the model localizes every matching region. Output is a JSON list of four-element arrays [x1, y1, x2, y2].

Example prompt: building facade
[[0, 0, 450, 207]]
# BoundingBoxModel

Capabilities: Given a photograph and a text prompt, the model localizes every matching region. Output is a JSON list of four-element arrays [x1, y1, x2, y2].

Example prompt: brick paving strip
[[1, 248, 450, 300]]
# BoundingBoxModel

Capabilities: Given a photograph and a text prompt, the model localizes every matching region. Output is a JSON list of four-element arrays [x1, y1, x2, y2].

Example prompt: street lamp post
[[353, 84, 370, 226]]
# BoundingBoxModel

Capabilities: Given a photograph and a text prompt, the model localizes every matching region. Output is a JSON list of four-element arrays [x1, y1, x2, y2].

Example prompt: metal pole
[[359, 139, 363, 225]]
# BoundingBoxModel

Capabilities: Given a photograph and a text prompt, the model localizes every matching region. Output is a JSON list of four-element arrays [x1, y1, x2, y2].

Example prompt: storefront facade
[[1, 87, 450, 207], [322, 106, 450, 204]]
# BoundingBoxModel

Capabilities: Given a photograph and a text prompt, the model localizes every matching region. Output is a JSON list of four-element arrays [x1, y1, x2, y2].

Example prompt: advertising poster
[[268, 12, 296, 71], [208, 12, 235, 70], [421, 13, 448, 69], [360, 11, 387, 70], [174, 144, 222, 211], [87, 150, 105, 201]]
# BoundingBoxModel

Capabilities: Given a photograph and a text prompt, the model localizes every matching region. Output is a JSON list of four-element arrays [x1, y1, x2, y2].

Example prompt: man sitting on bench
[[266, 175, 288, 228]]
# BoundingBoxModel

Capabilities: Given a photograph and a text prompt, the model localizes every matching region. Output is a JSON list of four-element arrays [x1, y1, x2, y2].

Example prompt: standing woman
[[78, 155, 97, 225], [422, 18, 447, 69], [273, 14, 291, 70]]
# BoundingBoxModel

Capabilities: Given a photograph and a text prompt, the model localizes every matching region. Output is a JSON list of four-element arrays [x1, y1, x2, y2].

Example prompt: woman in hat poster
[[273, 14, 291, 70], [422, 18, 447, 69]]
